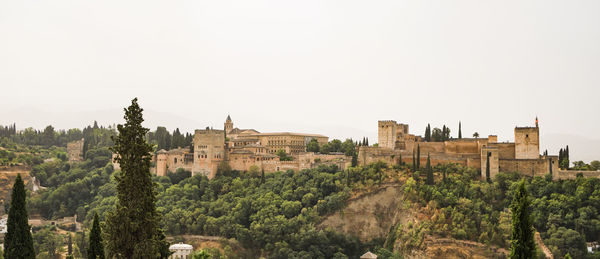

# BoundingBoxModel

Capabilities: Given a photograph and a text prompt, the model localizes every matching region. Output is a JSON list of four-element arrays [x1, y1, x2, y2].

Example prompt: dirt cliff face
[[0, 166, 32, 212], [318, 180, 509, 258], [318, 184, 405, 242]]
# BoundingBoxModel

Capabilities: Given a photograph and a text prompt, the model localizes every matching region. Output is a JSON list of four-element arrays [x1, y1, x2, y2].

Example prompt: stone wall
[[444, 141, 480, 154], [499, 158, 552, 178], [415, 142, 445, 154], [555, 170, 600, 180], [494, 143, 516, 159], [297, 152, 352, 171], [66, 139, 84, 162]]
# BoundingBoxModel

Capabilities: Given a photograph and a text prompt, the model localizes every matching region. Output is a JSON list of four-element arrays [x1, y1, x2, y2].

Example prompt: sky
[[0, 0, 599, 161]]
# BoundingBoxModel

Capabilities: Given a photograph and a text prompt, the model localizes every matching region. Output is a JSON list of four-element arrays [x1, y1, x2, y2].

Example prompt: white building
[[169, 243, 193, 259], [0, 215, 7, 234]]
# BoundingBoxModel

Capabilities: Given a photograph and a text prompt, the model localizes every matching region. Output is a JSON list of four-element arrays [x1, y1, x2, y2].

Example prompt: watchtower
[[378, 120, 398, 149], [515, 126, 539, 159]]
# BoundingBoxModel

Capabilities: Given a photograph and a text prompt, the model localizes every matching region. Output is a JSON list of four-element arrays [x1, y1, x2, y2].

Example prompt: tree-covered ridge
[[154, 165, 367, 258], [408, 164, 600, 258]]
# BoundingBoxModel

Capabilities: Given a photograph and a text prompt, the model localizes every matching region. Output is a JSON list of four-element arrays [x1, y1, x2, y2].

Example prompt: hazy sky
[[1, 0, 599, 160]]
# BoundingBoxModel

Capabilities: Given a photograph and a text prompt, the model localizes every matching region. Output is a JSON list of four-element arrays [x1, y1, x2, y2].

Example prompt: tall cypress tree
[[510, 179, 536, 259], [4, 174, 35, 259], [68, 233, 73, 256], [558, 149, 563, 169], [104, 98, 167, 258], [416, 144, 421, 170], [425, 124, 431, 142], [397, 153, 402, 166], [412, 152, 416, 172], [458, 121, 462, 139], [426, 154, 433, 185], [88, 213, 105, 259], [565, 145, 570, 168], [486, 152, 491, 183]]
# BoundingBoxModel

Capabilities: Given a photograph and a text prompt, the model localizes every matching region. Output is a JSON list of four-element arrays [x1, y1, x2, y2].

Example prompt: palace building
[[152, 116, 349, 178]]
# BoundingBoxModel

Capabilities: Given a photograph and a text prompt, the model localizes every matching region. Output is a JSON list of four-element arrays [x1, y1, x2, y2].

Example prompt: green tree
[[416, 144, 421, 170], [33, 226, 64, 258], [486, 152, 491, 183], [424, 124, 431, 142], [397, 153, 402, 166], [68, 233, 73, 256], [510, 179, 536, 259], [412, 152, 416, 172], [4, 174, 35, 259], [191, 250, 211, 259], [473, 132, 479, 138], [306, 138, 320, 153], [458, 121, 462, 139], [42, 125, 56, 146], [431, 127, 443, 142], [425, 154, 433, 185], [590, 160, 600, 171], [104, 98, 167, 258], [276, 149, 293, 161], [88, 213, 105, 259]]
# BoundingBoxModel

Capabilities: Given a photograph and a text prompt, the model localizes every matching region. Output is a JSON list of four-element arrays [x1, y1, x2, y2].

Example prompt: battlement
[[195, 128, 224, 135], [378, 120, 398, 125]]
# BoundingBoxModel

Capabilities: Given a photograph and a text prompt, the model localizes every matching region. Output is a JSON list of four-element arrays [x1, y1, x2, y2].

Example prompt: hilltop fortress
[[358, 118, 559, 180], [141, 116, 598, 180], [152, 116, 351, 178]]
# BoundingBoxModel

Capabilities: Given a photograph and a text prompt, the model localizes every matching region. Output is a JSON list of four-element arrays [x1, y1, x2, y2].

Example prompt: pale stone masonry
[[359, 118, 561, 180], [151, 116, 350, 179]]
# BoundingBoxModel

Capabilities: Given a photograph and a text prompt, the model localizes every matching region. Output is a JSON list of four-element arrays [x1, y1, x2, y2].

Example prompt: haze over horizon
[[1, 0, 599, 162]]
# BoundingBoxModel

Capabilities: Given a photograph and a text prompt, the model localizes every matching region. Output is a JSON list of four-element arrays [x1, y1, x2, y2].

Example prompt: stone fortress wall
[[66, 138, 85, 162], [357, 118, 584, 181]]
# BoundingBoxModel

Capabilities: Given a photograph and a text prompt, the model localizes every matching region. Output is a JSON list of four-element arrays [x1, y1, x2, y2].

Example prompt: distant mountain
[[542, 133, 600, 163]]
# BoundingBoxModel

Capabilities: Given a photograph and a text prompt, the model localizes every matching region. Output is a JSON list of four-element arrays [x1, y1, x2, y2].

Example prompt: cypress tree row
[[88, 213, 105, 259], [104, 98, 168, 258], [426, 154, 433, 185], [510, 179, 536, 259], [424, 124, 431, 142], [4, 174, 35, 259]]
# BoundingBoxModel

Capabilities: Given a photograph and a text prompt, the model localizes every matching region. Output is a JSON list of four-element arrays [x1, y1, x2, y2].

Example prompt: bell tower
[[224, 115, 233, 134]]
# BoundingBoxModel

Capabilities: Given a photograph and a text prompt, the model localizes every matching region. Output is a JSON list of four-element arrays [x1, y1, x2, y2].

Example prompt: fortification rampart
[[555, 170, 600, 180]]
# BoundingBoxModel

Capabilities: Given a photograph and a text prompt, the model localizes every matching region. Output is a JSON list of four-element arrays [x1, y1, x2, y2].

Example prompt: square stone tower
[[515, 127, 539, 159], [193, 128, 225, 178], [378, 120, 408, 149]]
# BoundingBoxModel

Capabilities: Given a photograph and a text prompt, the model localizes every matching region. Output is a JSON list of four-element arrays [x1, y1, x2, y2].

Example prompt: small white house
[[169, 242, 193, 259]]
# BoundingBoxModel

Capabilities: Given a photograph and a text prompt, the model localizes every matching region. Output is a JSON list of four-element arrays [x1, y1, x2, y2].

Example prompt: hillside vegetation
[[3, 123, 600, 258]]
